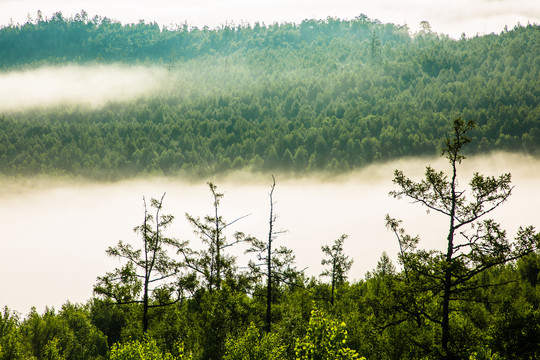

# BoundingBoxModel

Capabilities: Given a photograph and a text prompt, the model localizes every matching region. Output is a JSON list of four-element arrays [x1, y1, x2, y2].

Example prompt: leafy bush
[[223, 322, 286, 360], [295, 306, 364, 360], [110, 336, 191, 360]]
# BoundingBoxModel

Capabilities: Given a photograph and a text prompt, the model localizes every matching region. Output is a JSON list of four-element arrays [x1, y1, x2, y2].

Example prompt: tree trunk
[[143, 201, 150, 333], [266, 244, 272, 332], [442, 151, 459, 359], [215, 196, 221, 291], [143, 280, 149, 333], [266, 176, 276, 332], [441, 234, 453, 358], [330, 263, 335, 306]]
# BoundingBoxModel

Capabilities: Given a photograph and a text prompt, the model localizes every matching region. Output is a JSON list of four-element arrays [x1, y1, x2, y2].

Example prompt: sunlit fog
[[0, 65, 169, 111], [1, 152, 538, 314], [0, 63, 262, 112]]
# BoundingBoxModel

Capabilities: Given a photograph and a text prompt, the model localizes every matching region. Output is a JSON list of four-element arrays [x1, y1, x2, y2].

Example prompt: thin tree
[[369, 28, 381, 62], [320, 234, 354, 305], [265, 176, 277, 332], [182, 182, 251, 292], [385, 215, 424, 328], [247, 175, 297, 332], [94, 194, 183, 333], [387, 117, 540, 359]]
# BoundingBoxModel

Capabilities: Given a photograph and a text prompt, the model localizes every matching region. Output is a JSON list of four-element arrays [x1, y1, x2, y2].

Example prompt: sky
[[0, 0, 539, 39]]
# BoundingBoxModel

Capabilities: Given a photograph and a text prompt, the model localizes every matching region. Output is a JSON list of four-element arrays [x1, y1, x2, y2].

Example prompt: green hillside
[[0, 13, 538, 179]]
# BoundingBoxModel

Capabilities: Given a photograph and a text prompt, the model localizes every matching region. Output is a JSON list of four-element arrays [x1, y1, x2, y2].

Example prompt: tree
[[320, 234, 354, 305], [0, 307, 23, 360], [223, 322, 286, 360], [263, 175, 279, 332], [294, 306, 363, 360], [43, 338, 65, 360], [419, 20, 432, 34], [94, 194, 184, 333], [182, 182, 252, 292], [247, 176, 300, 332], [110, 335, 191, 360], [387, 117, 540, 359], [18, 305, 108, 360], [369, 28, 381, 62]]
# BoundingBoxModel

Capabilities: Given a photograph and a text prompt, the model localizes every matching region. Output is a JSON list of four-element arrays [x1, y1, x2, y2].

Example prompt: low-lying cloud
[[0, 64, 169, 111], [0, 152, 539, 314]]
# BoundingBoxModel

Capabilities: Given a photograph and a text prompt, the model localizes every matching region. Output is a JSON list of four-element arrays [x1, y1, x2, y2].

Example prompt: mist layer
[[0, 65, 168, 111], [0, 152, 538, 314]]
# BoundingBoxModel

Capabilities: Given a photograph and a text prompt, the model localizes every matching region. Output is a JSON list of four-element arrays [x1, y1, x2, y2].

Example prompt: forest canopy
[[0, 12, 538, 179], [1, 11, 540, 360]]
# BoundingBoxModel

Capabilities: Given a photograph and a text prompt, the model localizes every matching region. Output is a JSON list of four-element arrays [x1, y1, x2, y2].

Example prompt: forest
[[1, 11, 540, 360], [1, 119, 540, 360], [0, 13, 538, 179]]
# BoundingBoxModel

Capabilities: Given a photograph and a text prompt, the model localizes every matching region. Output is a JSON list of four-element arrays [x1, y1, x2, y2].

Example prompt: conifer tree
[[94, 194, 183, 333], [387, 117, 540, 359], [320, 234, 353, 305]]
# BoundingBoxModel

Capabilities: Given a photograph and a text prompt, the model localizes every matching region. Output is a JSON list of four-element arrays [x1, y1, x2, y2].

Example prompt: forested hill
[[0, 13, 538, 179]]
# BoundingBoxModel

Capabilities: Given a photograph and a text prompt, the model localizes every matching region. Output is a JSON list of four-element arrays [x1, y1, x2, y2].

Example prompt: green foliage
[[58, 303, 109, 359], [489, 301, 540, 359], [387, 118, 540, 358], [320, 234, 354, 305], [183, 183, 254, 293], [88, 299, 132, 347], [110, 336, 191, 360], [17, 304, 108, 360], [295, 306, 363, 360], [223, 323, 286, 360], [1, 202, 540, 360], [94, 194, 185, 333], [0, 307, 23, 360], [43, 338, 66, 360], [185, 284, 256, 359], [0, 17, 538, 178]]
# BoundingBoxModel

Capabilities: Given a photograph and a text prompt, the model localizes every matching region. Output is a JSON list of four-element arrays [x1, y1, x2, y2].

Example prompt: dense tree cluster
[[4, 257, 540, 360], [0, 14, 538, 179]]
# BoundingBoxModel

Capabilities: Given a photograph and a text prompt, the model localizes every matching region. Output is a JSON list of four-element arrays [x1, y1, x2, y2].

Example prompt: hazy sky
[[1, 0, 539, 38]]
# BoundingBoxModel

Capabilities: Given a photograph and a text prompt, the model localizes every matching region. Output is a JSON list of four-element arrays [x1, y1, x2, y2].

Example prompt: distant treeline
[[0, 13, 538, 178]]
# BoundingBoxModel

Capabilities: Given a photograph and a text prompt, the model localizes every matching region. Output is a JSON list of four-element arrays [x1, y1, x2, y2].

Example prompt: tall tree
[[264, 175, 278, 332], [369, 28, 381, 62], [320, 234, 354, 305], [94, 194, 183, 333], [247, 176, 299, 332], [0, 307, 23, 360], [387, 117, 540, 359]]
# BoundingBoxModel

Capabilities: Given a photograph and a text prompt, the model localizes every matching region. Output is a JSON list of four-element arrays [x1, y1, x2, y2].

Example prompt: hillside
[[0, 13, 538, 179]]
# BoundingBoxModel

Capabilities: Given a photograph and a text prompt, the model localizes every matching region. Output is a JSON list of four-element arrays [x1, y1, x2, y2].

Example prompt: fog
[[1, 152, 538, 315], [0, 65, 169, 111], [0, 63, 262, 112]]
